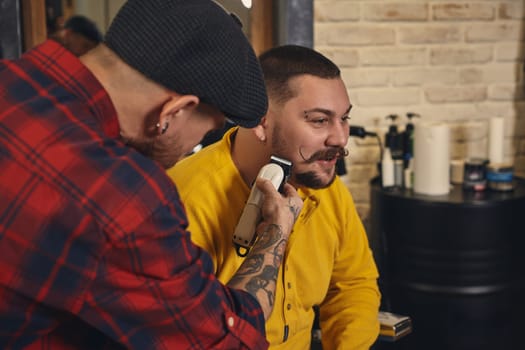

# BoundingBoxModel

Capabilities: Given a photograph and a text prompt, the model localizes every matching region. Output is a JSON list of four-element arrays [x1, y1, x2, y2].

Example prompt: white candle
[[488, 117, 504, 165]]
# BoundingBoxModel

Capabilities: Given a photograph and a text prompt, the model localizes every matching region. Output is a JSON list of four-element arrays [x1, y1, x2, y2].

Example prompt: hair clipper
[[232, 156, 292, 257]]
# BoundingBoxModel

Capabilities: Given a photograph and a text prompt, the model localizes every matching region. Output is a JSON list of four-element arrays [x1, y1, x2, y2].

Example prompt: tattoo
[[228, 223, 288, 310], [235, 254, 263, 276], [256, 224, 282, 249], [228, 274, 244, 287], [245, 265, 278, 307], [273, 239, 286, 266], [288, 197, 300, 220]]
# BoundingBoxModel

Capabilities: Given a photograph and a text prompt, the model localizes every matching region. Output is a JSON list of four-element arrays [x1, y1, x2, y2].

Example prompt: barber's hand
[[227, 179, 302, 320], [254, 178, 303, 242]]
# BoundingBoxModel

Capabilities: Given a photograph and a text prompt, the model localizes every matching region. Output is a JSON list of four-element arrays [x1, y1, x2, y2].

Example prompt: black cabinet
[[370, 177, 525, 350]]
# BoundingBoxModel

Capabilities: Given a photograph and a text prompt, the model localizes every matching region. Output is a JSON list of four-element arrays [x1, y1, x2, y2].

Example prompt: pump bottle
[[403, 112, 420, 168], [382, 147, 395, 188], [385, 114, 403, 160]]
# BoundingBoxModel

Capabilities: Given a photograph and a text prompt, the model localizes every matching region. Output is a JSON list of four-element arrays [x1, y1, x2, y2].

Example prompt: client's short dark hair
[[259, 45, 341, 105]]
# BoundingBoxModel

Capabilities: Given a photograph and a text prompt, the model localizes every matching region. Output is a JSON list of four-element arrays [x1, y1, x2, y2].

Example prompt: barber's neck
[[80, 44, 170, 141]]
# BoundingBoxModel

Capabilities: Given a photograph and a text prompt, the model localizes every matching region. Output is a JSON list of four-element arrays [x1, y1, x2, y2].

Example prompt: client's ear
[[252, 116, 267, 142]]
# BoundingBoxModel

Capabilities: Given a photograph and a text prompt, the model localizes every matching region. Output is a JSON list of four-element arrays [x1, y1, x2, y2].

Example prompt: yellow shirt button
[[287, 303, 292, 310]]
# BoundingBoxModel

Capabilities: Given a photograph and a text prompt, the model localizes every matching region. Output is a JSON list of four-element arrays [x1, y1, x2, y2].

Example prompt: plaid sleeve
[[79, 186, 268, 349]]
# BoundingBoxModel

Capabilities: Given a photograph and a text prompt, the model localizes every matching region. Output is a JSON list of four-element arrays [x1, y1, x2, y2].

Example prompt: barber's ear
[[157, 95, 199, 135]]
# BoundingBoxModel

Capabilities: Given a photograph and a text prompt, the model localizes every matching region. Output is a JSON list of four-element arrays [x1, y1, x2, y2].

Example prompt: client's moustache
[[299, 147, 349, 163]]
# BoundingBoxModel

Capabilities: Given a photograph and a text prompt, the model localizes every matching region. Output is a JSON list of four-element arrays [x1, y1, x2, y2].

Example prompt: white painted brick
[[425, 86, 487, 103], [399, 25, 461, 44], [346, 182, 371, 204], [460, 64, 521, 84], [347, 144, 382, 164], [317, 46, 359, 67], [514, 155, 525, 176], [504, 137, 518, 162], [489, 84, 525, 101], [407, 105, 477, 121], [496, 43, 525, 61], [347, 89, 358, 105], [514, 102, 525, 117], [515, 118, 525, 137], [450, 139, 488, 159], [346, 163, 379, 182], [315, 24, 395, 46], [393, 68, 458, 86], [519, 139, 525, 154], [499, 2, 525, 20], [361, 48, 427, 66], [473, 102, 514, 120], [363, 3, 428, 21], [466, 23, 522, 43], [412, 110, 458, 123], [355, 204, 371, 226], [341, 68, 390, 87], [450, 142, 469, 161], [504, 139, 516, 159], [430, 46, 493, 65], [314, 24, 330, 46], [432, 3, 495, 21], [356, 88, 421, 106], [459, 68, 483, 84], [500, 115, 517, 137], [450, 121, 487, 142], [315, 1, 360, 22], [350, 108, 411, 129]]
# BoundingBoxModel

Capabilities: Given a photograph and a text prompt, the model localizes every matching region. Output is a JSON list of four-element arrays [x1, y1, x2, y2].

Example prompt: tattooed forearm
[[228, 221, 293, 319], [273, 239, 286, 266], [245, 265, 278, 307], [257, 224, 287, 269], [235, 254, 264, 276], [228, 274, 244, 287], [256, 224, 282, 249]]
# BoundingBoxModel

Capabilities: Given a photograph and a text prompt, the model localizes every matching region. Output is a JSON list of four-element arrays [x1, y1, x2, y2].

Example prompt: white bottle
[[404, 158, 413, 189], [382, 147, 395, 188]]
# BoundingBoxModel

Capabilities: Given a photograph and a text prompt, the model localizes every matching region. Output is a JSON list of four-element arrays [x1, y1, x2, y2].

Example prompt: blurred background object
[[52, 15, 103, 56]]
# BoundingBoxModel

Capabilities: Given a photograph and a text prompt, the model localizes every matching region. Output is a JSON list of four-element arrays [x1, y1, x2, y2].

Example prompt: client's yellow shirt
[[168, 128, 380, 349]]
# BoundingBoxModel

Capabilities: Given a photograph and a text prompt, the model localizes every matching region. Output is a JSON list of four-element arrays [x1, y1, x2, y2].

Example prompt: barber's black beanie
[[105, 0, 267, 128]]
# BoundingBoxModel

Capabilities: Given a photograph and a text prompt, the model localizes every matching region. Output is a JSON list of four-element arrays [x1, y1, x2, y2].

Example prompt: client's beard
[[294, 146, 348, 189]]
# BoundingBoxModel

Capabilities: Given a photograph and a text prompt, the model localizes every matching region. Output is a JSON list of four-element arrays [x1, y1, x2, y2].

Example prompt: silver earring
[[157, 122, 169, 134]]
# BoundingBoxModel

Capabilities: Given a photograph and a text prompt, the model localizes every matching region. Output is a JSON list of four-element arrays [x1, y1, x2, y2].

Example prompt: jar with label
[[463, 158, 489, 191]]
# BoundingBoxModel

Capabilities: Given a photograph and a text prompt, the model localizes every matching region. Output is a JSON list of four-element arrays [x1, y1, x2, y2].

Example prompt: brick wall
[[314, 0, 525, 223]]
